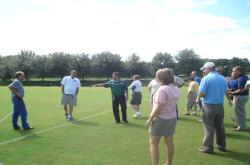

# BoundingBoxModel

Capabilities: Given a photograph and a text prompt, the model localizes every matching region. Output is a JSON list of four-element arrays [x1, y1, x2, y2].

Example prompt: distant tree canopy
[[175, 49, 202, 77], [0, 49, 249, 81]]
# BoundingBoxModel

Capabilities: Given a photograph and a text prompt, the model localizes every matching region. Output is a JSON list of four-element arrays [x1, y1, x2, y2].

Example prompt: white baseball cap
[[200, 62, 215, 70]]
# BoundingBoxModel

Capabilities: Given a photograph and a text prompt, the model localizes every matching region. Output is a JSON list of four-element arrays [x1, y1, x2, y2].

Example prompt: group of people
[[7, 62, 249, 165]]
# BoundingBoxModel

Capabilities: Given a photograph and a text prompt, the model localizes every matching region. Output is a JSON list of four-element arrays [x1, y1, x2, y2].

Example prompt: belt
[[64, 93, 74, 97]]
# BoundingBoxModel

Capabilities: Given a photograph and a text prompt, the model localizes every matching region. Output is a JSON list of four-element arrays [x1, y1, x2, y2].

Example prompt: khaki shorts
[[149, 117, 177, 136], [61, 94, 77, 106]]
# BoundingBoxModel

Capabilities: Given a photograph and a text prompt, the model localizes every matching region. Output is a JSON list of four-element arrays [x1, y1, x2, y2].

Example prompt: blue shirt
[[194, 76, 202, 85], [8, 79, 24, 98], [228, 79, 237, 92], [199, 72, 227, 104], [235, 75, 249, 95]]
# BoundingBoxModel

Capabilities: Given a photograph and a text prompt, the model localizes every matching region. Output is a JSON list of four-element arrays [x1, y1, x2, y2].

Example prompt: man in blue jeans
[[8, 71, 33, 130]]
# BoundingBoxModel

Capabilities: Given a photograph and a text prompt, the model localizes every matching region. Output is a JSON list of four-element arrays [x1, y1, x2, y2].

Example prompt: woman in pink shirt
[[147, 68, 180, 165]]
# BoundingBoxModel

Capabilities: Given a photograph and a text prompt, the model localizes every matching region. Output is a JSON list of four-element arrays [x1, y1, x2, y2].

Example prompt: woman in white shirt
[[128, 75, 142, 118]]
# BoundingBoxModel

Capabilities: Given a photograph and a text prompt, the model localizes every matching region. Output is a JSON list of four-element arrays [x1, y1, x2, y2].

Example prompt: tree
[[69, 53, 90, 81], [124, 54, 142, 76], [230, 57, 250, 72], [16, 50, 35, 81], [0, 56, 16, 81], [48, 52, 72, 79], [175, 49, 202, 77], [91, 52, 122, 80], [151, 52, 175, 75], [32, 55, 50, 81]]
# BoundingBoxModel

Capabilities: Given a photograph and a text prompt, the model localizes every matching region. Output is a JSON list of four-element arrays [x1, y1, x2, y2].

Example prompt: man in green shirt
[[93, 72, 129, 123]]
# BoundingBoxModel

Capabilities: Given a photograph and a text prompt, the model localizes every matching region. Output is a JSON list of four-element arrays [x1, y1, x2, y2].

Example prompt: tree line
[[0, 49, 249, 81]]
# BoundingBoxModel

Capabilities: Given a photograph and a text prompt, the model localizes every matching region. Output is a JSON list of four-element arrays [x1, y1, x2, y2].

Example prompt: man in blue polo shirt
[[230, 66, 249, 131], [196, 62, 227, 154]]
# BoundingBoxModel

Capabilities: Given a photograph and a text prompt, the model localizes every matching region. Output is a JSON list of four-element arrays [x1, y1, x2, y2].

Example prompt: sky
[[0, 0, 250, 61]]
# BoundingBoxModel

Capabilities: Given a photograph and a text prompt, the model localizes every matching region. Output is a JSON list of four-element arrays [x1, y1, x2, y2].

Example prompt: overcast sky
[[0, 0, 250, 61]]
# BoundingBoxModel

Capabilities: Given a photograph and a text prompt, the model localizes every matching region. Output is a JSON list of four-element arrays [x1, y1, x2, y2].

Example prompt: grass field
[[0, 87, 249, 165]]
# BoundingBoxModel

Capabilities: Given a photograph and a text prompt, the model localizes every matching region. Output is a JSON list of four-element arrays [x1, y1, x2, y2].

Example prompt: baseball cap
[[200, 62, 215, 70]]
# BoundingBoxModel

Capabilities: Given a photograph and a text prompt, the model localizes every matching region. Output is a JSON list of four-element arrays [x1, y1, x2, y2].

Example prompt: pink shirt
[[153, 84, 180, 119]]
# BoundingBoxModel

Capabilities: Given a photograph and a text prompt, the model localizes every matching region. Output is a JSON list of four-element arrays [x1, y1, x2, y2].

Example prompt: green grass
[[0, 87, 249, 165]]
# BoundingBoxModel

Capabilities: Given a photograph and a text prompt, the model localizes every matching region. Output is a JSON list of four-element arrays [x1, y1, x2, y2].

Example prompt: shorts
[[130, 92, 142, 105], [186, 92, 197, 108], [61, 94, 77, 106], [149, 117, 177, 136]]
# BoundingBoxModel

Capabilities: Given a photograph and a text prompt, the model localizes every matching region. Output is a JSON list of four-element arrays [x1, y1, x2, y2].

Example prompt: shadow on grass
[[224, 122, 236, 128], [178, 116, 201, 123], [15, 130, 40, 141], [135, 116, 148, 120], [226, 132, 250, 141], [70, 119, 99, 126], [17, 129, 36, 136], [213, 150, 250, 164], [124, 122, 147, 129]]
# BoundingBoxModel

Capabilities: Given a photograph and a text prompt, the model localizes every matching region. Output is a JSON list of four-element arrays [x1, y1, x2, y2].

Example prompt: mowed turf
[[0, 86, 249, 165]]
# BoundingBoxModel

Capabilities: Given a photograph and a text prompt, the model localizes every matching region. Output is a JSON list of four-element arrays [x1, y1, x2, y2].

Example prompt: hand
[[195, 99, 200, 104], [16, 93, 22, 99], [146, 118, 152, 127], [16, 93, 23, 100], [125, 95, 128, 101]]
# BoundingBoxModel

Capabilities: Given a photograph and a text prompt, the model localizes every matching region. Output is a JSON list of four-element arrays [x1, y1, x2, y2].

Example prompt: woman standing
[[128, 75, 142, 118], [147, 68, 180, 165]]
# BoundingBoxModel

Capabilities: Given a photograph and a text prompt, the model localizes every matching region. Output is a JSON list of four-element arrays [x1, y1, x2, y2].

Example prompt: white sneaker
[[136, 112, 142, 118], [68, 115, 74, 120], [133, 113, 138, 118]]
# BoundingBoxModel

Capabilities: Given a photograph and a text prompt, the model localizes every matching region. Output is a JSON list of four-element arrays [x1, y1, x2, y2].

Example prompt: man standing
[[8, 71, 33, 130], [61, 70, 81, 120], [93, 72, 128, 124], [191, 71, 202, 85], [191, 71, 202, 110], [230, 66, 249, 131], [197, 62, 227, 154]]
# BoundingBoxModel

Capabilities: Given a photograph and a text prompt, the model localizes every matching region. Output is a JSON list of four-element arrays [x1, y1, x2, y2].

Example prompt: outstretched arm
[[92, 83, 105, 87]]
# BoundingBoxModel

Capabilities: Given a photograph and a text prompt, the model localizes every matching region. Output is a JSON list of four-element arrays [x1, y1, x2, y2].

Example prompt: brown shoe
[[23, 126, 34, 131]]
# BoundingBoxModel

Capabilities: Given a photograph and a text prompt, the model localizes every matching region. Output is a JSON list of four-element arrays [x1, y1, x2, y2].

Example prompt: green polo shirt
[[104, 80, 128, 96]]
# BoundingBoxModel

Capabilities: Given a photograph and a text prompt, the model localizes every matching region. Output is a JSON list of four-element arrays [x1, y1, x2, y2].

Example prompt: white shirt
[[61, 76, 81, 95], [245, 80, 250, 89], [128, 80, 142, 92], [148, 79, 160, 96]]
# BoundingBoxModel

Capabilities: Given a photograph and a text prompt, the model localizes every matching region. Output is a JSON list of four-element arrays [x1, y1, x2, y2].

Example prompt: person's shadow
[[70, 119, 99, 126], [213, 150, 250, 164]]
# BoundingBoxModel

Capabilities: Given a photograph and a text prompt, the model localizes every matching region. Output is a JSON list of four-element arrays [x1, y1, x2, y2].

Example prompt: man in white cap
[[196, 62, 228, 154]]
